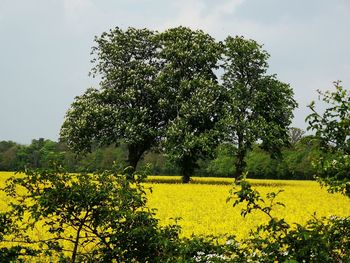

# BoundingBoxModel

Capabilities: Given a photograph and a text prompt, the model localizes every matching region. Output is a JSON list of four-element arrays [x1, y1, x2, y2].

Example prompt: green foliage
[[158, 27, 225, 183], [246, 138, 321, 180], [1, 167, 349, 262], [163, 78, 225, 182], [313, 155, 350, 197], [59, 27, 298, 181], [140, 151, 180, 176], [0, 137, 328, 180], [206, 144, 236, 177], [228, 180, 350, 262], [207, 139, 320, 180], [222, 36, 297, 178], [288, 127, 305, 145], [0, 139, 70, 171], [307, 81, 350, 197], [0, 141, 21, 171], [0, 213, 25, 262], [245, 146, 280, 179], [2, 167, 182, 262], [307, 81, 350, 154], [61, 27, 164, 169], [60, 26, 227, 180], [77, 144, 127, 172]]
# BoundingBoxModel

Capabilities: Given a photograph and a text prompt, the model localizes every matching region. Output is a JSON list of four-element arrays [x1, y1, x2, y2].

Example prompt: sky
[[1, 0, 350, 144]]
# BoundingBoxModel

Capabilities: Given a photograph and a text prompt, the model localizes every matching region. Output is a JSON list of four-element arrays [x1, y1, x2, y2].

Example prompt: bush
[[1, 167, 183, 262], [226, 179, 350, 262]]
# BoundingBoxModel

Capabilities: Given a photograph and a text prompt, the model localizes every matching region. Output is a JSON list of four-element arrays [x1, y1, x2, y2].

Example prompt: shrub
[[1, 167, 182, 262]]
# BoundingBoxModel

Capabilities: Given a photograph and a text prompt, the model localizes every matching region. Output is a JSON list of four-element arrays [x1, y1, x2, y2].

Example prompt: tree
[[307, 81, 350, 196], [157, 27, 225, 183], [60, 27, 164, 170], [206, 143, 236, 177], [222, 36, 297, 178], [0, 141, 19, 171], [288, 127, 305, 145]]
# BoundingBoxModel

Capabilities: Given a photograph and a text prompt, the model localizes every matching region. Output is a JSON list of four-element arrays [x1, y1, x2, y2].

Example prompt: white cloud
[[163, 0, 245, 33]]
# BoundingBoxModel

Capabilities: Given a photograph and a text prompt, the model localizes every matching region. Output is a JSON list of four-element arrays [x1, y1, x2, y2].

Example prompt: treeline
[[0, 134, 325, 180], [0, 139, 125, 173]]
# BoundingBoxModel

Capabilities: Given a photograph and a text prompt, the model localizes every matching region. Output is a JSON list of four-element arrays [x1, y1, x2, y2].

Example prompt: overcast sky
[[1, 0, 349, 144]]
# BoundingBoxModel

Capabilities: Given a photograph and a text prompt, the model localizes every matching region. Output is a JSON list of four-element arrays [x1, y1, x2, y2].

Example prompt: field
[[1, 172, 349, 241], [146, 176, 350, 239]]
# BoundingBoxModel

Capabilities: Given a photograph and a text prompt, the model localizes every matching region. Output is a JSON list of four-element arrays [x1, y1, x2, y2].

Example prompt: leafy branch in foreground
[[307, 81, 350, 197], [0, 212, 39, 262], [227, 176, 285, 219], [2, 166, 179, 262], [1, 168, 349, 262], [228, 179, 350, 262]]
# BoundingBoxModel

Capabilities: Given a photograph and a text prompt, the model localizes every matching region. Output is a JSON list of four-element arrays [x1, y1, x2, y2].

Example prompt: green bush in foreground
[[227, 179, 350, 262], [1, 167, 182, 262], [307, 81, 350, 197]]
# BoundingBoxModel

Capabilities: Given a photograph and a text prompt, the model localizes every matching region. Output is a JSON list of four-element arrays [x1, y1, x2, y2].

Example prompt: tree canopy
[[60, 27, 297, 182], [61, 28, 165, 169], [157, 27, 225, 183], [222, 36, 297, 178]]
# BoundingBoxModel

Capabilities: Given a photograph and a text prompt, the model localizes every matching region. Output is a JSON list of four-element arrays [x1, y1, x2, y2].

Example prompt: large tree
[[157, 27, 225, 183], [60, 27, 165, 169], [61, 28, 296, 181], [61, 27, 224, 176], [222, 36, 297, 178]]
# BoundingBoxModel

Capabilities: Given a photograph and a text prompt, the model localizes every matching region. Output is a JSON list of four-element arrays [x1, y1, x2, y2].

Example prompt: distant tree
[[12, 139, 63, 169], [60, 27, 164, 170], [26, 138, 45, 168], [158, 27, 225, 183], [222, 36, 297, 178], [288, 127, 305, 145], [0, 141, 19, 171], [0, 141, 17, 153], [307, 81, 350, 196], [39, 140, 64, 168], [206, 144, 236, 177]]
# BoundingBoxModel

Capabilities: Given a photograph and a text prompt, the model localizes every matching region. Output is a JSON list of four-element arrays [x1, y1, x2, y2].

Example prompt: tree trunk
[[180, 156, 195, 183], [182, 169, 191, 183], [127, 144, 145, 170], [234, 134, 246, 179], [234, 150, 246, 179]]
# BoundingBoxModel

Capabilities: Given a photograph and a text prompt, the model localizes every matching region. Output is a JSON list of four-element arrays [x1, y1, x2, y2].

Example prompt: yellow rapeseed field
[[146, 176, 350, 239], [1, 172, 349, 241]]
